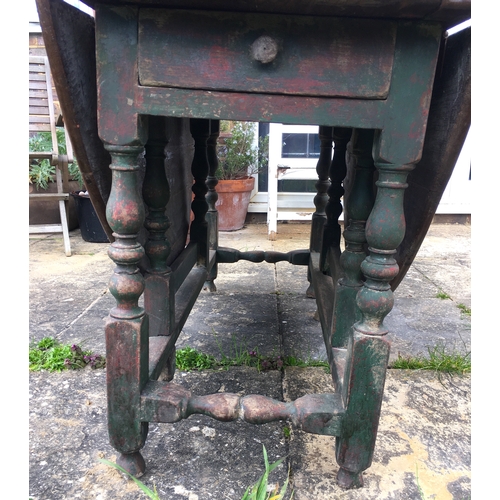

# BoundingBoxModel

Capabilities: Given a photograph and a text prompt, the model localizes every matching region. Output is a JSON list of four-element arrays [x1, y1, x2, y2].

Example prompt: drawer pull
[[250, 35, 279, 64]]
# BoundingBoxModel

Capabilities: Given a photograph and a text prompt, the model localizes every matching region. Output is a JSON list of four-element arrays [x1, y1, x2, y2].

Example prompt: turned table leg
[[331, 129, 375, 349], [104, 143, 149, 477], [204, 119, 220, 292], [336, 159, 415, 488]]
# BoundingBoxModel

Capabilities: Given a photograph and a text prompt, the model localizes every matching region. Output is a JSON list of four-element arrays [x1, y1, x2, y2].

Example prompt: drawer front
[[138, 9, 396, 99]]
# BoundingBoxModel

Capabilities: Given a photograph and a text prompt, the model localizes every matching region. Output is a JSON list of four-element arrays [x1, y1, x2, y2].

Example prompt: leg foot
[[159, 348, 176, 382], [306, 283, 315, 298], [117, 451, 146, 478], [337, 467, 363, 489], [203, 279, 217, 292]]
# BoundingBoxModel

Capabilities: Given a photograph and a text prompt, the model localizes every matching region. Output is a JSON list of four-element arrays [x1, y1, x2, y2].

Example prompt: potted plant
[[215, 121, 265, 231], [29, 128, 84, 230]]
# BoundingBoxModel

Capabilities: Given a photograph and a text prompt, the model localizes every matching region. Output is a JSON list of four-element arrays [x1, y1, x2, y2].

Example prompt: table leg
[[105, 143, 149, 477], [331, 129, 375, 348], [204, 119, 220, 292], [307, 126, 333, 298], [336, 159, 414, 488]]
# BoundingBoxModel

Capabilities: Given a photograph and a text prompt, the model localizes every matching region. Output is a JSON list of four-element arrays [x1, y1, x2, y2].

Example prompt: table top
[[80, 0, 470, 29]]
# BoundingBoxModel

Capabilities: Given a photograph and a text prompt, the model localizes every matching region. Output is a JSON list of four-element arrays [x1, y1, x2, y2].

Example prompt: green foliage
[[29, 337, 105, 372], [29, 129, 84, 189], [457, 303, 471, 316], [99, 459, 161, 500], [390, 344, 471, 374], [175, 346, 217, 371], [175, 344, 328, 373], [241, 446, 292, 500], [217, 121, 260, 180], [436, 290, 451, 300]]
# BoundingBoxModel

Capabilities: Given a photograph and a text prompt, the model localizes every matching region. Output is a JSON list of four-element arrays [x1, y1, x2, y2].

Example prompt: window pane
[[308, 134, 321, 158], [282, 133, 308, 158], [281, 133, 320, 158]]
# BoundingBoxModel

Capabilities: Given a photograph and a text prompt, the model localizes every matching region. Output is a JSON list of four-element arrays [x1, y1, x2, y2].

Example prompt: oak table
[[37, 0, 471, 489]]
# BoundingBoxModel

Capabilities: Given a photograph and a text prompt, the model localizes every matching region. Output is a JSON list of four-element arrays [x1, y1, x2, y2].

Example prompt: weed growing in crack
[[29, 337, 105, 372], [100, 445, 293, 500], [175, 344, 329, 373], [457, 303, 471, 316], [390, 344, 470, 374]]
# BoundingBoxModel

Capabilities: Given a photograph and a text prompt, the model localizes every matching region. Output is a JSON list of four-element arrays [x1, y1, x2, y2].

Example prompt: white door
[[265, 123, 325, 238]]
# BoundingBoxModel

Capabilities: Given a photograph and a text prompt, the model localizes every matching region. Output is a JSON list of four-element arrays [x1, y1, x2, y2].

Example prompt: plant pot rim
[[215, 176, 255, 193]]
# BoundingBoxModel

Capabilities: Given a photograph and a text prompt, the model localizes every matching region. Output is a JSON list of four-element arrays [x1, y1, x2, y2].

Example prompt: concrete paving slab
[[29, 222, 471, 499]]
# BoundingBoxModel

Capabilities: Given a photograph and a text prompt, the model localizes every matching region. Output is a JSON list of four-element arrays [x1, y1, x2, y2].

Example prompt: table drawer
[[138, 9, 396, 99]]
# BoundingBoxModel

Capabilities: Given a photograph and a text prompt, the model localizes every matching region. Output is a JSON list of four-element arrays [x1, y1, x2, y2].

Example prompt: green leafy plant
[[436, 290, 451, 300], [29, 129, 84, 189], [390, 344, 470, 374], [99, 459, 160, 500], [217, 121, 261, 180], [242, 445, 292, 500], [175, 346, 217, 371], [29, 336, 105, 372]]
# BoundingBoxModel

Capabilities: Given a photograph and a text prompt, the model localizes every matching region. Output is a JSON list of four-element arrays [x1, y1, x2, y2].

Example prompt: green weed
[[390, 344, 470, 374], [436, 290, 451, 300], [457, 303, 471, 316], [29, 337, 105, 372], [175, 346, 216, 371], [241, 446, 293, 500], [100, 446, 292, 500], [99, 459, 160, 500], [175, 345, 328, 373]]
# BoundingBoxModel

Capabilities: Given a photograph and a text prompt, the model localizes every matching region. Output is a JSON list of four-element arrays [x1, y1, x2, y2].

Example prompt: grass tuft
[[390, 344, 470, 374], [175, 345, 329, 373], [99, 459, 160, 499], [457, 303, 471, 316]]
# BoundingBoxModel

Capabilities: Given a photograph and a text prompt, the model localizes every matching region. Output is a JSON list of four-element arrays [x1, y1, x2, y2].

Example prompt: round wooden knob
[[250, 35, 279, 64]]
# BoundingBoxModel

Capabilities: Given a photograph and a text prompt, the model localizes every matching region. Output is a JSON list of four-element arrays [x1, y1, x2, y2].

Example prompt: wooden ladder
[[29, 55, 72, 256]]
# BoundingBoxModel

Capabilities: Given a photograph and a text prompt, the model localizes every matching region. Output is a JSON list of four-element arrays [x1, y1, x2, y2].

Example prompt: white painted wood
[[252, 123, 471, 233]]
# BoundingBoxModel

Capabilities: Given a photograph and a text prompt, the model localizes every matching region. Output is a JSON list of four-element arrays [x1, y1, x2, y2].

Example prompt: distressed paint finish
[[140, 381, 344, 436], [138, 9, 396, 99], [105, 144, 150, 476], [95, 4, 147, 146], [143, 116, 176, 357], [88, 0, 470, 488], [331, 129, 375, 349], [335, 159, 414, 488]]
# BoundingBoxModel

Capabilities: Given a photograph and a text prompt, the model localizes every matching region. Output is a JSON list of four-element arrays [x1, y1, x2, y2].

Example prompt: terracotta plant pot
[[215, 177, 255, 231]]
